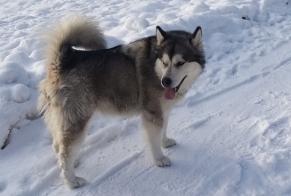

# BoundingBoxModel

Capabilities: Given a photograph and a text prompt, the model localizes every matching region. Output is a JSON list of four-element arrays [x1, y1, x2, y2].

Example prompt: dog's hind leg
[[57, 116, 90, 189], [142, 111, 171, 167], [46, 101, 91, 189]]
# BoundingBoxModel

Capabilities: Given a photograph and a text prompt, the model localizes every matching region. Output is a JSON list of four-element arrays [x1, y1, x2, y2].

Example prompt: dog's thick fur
[[39, 16, 205, 188]]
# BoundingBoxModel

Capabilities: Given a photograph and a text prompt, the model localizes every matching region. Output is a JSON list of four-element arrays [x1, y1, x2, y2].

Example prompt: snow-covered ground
[[1, 0, 291, 195]]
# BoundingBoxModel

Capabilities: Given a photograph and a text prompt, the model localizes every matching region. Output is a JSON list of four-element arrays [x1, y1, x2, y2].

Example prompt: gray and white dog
[[38, 16, 205, 188]]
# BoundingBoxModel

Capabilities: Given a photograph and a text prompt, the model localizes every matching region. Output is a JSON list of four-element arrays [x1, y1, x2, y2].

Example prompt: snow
[[11, 84, 31, 103], [1, 0, 291, 195]]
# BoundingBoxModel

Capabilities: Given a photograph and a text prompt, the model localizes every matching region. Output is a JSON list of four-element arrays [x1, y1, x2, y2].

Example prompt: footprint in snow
[[262, 117, 290, 140], [250, 116, 290, 150]]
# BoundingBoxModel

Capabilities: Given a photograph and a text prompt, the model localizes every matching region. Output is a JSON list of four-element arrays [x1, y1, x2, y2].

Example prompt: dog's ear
[[191, 26, 203, 49], [156, 26, 167, 46]]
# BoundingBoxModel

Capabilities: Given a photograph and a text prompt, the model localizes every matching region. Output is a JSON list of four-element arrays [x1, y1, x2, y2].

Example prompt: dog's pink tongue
[[164, 88, 175, 100]]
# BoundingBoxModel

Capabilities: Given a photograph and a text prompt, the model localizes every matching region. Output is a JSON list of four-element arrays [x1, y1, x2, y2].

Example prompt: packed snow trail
[[1, 0, 291, 195]]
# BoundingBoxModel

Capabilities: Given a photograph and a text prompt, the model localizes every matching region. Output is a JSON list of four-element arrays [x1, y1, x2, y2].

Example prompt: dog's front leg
[[161, 112, 176, 148], [142, 111, 171, 167]]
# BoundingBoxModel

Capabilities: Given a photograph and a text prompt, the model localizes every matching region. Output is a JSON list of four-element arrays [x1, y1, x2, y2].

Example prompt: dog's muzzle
[[174, 75, 187, 92], [163, 75, 187, 100]]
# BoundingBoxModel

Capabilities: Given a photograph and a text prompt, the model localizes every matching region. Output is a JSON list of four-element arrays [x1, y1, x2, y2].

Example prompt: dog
[[38, 16, 205, 188]]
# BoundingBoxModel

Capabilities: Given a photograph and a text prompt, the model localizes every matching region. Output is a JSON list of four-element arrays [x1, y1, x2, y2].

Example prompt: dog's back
[[39, 16, 140, 116]]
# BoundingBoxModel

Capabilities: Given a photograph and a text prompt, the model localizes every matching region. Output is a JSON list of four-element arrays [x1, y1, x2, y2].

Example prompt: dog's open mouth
[[164, 75, 187, 100]]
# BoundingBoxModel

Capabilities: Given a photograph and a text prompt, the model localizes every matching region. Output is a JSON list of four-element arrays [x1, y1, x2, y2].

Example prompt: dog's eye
[[176, 61, 185, 67]]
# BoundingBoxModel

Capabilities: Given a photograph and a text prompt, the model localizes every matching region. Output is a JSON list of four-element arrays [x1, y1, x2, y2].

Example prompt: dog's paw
[[155, 156, 171, 167], [162, 138, 176, 148], [65, 176, 87, 189]]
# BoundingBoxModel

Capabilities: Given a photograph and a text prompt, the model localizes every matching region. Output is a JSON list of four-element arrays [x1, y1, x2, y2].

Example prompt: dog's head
[[154, 26, 205, 100]]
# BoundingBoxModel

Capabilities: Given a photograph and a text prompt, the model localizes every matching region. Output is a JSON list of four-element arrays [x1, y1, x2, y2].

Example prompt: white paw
[[155, 156, 171, 167], [162, 138, 176, 148], [65, 176, 87, 189]]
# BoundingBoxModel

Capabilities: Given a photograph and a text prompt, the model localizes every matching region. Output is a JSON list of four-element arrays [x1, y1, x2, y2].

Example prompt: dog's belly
[[96, 99, 140, 116]]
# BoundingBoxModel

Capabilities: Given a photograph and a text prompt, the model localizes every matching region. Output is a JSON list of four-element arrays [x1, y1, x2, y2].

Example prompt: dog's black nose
[[162, 77, 172, 88]]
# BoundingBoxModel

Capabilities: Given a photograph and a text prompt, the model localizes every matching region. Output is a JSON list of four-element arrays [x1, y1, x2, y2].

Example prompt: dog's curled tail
[[45, 15, 106, 70]]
